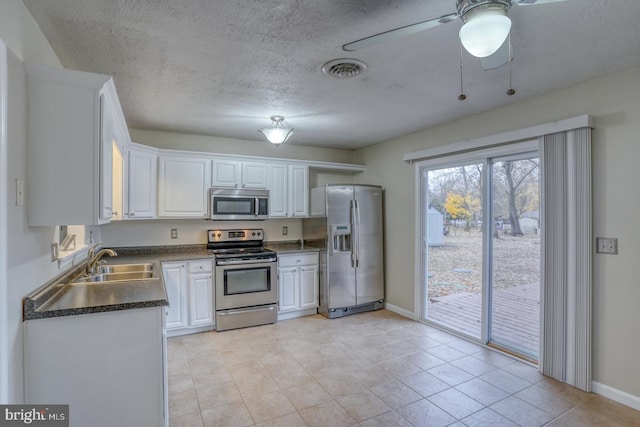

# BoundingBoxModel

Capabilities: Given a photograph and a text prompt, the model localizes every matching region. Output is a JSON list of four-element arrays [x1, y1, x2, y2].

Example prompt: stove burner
[[207, 228, 274, 261], [209, 248, 275, 259]]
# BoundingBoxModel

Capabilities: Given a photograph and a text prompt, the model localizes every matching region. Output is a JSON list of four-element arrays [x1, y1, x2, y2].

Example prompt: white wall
[[0, 0, 64, 403], [101, 218, 303, 247], [354, 66, 640, 400]]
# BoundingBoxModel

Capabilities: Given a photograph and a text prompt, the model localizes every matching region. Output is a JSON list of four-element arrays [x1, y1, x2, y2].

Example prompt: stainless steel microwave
[[209, 188, 269, 220]]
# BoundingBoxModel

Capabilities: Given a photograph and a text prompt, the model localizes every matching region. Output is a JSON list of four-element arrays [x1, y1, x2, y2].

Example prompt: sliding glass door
[[424, 163, 484, 340], [488, 154, 540, 360], [421, 143, 540, 361]]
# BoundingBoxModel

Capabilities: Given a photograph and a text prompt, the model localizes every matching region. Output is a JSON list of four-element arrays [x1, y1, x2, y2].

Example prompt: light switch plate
[[596, 237, 618, 254], [170, 228, 178, 239], [51, 243, 58, 262]]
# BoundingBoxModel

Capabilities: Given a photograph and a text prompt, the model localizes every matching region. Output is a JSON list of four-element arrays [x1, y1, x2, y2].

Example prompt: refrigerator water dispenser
[[330, 224, 351, 253]]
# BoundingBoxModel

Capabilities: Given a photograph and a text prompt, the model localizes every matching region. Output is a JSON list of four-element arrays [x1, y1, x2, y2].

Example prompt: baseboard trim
[[278, 308, 317, 321], [384, 303, 417, 320], [592, 381, 640, 411]]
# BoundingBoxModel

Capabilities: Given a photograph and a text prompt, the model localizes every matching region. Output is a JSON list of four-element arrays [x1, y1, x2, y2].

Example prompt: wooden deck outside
[[427, 284, 540, 355]]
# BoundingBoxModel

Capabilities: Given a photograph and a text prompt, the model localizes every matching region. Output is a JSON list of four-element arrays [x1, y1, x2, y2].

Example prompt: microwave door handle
[[254, 197, 259, 217]]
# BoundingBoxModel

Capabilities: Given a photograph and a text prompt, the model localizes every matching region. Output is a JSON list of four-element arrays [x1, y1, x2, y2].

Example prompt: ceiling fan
[[343, 0, 569, 70]]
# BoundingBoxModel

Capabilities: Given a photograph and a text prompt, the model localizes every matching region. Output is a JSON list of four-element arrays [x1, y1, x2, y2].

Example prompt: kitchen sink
[[73, 264, 157, 284], [79, 271, 156, 282], [98, 263, 154, 274]]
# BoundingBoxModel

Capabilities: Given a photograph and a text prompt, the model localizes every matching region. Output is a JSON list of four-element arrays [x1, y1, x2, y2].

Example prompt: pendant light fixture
[[258, 116, 293, 146], [459, 3, 511, 58]]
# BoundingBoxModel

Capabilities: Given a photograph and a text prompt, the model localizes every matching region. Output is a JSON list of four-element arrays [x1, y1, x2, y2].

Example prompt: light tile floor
[[167, 309, 640, 426]]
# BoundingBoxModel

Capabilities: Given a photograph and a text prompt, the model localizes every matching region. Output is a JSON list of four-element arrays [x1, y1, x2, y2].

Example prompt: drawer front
[[278, 253, 318, 267], [188, 260, 213, 273]]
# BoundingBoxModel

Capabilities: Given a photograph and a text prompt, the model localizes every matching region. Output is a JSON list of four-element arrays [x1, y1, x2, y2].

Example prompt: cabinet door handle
[[130, 213, 135, 217]]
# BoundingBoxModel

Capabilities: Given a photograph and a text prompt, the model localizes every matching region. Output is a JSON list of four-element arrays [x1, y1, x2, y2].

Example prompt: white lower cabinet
[[24, 307, 167, 427], [163, 260, 215, 336], [162, 262, 188, 330], [188, 260, 215, 327], [277, 252, 319, 320]]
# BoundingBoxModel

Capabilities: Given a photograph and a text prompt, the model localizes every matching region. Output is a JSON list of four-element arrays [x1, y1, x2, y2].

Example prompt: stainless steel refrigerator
[[303, 184, 384, 318]]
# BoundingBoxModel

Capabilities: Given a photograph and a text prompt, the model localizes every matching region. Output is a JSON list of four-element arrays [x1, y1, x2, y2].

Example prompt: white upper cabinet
[[267, 163, 288, 217], [26, 64, 130, 226], [125, 144, 158, 219], [100, 104, 114, 221], [267, 163, 309, 218], [212, 159, 267, 189], [289, 165, 309, 217], [211, 159, 241, 188], [242, 161, 268, 188], [158, 155, 211, 218]]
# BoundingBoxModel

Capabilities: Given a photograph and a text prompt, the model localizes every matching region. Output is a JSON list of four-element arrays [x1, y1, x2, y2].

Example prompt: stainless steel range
[[208, 229, 278, 331]]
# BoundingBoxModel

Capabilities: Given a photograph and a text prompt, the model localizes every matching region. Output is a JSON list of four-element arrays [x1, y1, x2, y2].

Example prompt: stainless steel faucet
[[85, 242, 117, 276]]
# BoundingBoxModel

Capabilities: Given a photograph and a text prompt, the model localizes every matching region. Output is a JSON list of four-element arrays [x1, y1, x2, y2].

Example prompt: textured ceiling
[[22, 0, 640, 149]]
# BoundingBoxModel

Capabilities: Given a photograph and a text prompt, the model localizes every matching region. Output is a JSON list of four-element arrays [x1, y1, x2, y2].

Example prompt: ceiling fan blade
[[514, 0, 570, 5], [342, 12, 458, 52], [480, 39, 513, 70]]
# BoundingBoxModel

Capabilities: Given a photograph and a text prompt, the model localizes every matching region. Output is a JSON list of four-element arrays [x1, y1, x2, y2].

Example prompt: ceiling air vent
[[322, 59, 367, 78]]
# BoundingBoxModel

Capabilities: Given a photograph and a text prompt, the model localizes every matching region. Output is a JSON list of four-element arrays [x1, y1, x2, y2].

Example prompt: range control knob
[[217, 233, 222, 238], [252, 232, 256, 236], [257, 231, 261, 236]]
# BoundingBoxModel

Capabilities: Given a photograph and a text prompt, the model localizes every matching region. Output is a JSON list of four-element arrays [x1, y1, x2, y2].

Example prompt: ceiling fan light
[[459, 10, 511, 58], [258, 116, 293, 146]]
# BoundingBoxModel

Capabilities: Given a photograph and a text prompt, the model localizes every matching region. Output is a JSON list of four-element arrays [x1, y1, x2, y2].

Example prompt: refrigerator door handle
[[354, 199, 360, 268], [350, 200, 356, 268]]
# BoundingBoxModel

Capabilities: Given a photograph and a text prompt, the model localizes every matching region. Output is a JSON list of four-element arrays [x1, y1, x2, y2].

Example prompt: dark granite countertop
[[264, 240, 321, 254], [23, 242, 323, 321], [22, 245, 216, 321]]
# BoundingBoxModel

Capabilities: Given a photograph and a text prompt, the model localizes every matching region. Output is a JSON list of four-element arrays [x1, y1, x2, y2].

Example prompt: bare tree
[[502, 160, 539, 236]]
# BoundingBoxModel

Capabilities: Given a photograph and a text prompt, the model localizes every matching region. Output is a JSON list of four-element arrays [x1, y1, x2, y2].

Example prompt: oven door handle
[[216, 257, 277, 266], [217, 305, 276, 316]]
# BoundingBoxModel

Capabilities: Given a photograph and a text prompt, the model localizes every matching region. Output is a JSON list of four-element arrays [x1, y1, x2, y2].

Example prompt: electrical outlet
[[171, 228, 178, 239], [282, 226, 288, 236], [596, 237, 618, 254], [16, 179, 24, 206]]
